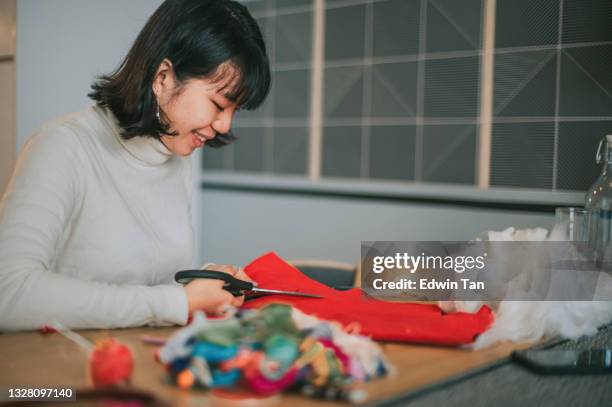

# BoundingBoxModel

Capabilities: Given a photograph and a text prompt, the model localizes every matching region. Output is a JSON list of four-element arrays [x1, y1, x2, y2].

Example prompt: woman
[[0, 0, 270, 330]]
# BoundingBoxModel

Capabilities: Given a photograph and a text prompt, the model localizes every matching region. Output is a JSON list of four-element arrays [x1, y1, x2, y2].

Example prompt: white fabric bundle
[[439, 227, 612, 349]]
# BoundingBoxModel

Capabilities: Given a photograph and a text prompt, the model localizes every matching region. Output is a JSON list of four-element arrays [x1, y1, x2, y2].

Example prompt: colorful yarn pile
[[158, 304, 391, 403]]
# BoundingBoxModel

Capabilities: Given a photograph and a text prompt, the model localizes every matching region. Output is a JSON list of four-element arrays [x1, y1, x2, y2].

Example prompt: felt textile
[[242, 253, 493, 345]]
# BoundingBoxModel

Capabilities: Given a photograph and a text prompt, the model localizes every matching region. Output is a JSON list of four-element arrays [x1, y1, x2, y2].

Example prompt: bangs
[[207, 53, 271, 111], [197, 55, 270, 149]]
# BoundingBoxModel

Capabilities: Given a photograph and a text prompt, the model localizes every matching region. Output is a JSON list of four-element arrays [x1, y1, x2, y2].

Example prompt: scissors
[[174, 269, 324, 299]]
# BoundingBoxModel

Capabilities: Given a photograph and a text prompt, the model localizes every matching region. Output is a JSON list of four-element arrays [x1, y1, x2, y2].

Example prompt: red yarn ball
[[89, 338, 134, 388]]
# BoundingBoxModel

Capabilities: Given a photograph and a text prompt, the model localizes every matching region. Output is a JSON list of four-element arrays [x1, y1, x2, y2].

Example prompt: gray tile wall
[[423, 125, 477, 184], [424, 56, 480, 117], [202, 0, 612, 192], [491, 122, 555, 189], [322, 126, 362, 178], [490, 0, 612, 190], [372, 0, 420, 56], [369, 126, 416, 181]]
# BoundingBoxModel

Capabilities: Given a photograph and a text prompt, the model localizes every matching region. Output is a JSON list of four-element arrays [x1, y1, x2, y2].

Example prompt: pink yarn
[[244, 367, 298, 395]]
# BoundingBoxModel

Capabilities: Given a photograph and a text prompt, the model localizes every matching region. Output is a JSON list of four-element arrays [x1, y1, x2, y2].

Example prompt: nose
[[211, 111, 233, 135]]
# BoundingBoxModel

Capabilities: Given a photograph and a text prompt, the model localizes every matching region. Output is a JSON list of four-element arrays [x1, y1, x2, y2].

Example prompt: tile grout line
[[269, 40, 612, 72], [264, 1, 277, 173], [552, 0, 564, 191], [414, 0, 428, 182], [474, 0, 485, 185], [232, 116, 612, 128], [360, 1, 374, 179]]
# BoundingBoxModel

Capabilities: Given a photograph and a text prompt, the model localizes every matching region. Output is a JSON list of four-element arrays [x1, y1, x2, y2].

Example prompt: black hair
[[89, 0, 270, 147]]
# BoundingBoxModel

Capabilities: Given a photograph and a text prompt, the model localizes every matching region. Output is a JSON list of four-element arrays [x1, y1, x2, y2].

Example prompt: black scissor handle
[[174, 269, 254, 296]]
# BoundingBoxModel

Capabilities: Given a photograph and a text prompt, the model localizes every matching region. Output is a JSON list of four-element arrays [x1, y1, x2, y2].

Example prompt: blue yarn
[[211, 368, 242, 387], [192, 342, 238, 363], [169, 357, 191, 373], [376, 360, 387, 376], [260, 334, 300, 380], [310, 324, 333, 339], [296, 365, 313, 381]]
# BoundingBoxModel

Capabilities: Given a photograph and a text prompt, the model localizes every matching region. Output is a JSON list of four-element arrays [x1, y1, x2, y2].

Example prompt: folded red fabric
[[242, 253, 494, 345]]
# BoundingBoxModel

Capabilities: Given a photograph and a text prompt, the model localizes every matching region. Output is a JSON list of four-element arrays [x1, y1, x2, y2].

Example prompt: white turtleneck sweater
[[0, 106, 192, 331]]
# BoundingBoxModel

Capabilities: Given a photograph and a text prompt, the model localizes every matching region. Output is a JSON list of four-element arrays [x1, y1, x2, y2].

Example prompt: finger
[[217, 292, 238, 314], [234, 268, 252, 282], [201, 263, 220, 272], [200, 262, 217, 270], [186, 278, 223, 292], [205, 263, 225, 272], [221, 289, 237, 305], [211, 304, 232, 316], [231, 295, 245, 307], [191, 277, 225, 290], [207, 293, 233, 315], [207, 264, 236, 275]]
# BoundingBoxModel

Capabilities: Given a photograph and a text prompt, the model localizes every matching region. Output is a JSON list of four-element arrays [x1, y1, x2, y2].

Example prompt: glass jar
[[585, 134, 612, 210]]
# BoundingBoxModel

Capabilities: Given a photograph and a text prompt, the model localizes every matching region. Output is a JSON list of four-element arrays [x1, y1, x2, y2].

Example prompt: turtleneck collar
[[96, 106, 173, 166]]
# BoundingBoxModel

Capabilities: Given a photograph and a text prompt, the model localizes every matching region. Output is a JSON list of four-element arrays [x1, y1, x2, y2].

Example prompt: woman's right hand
[[184, 264, 246, 315]]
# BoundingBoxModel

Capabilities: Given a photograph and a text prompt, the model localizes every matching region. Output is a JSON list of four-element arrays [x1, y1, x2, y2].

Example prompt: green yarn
[[261, 334, 300, 380], [194, 318, 242, 346], [242, 304, 303, 343]]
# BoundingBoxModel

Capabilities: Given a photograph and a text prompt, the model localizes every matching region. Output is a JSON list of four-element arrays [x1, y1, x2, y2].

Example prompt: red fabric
[[242, 253, 493, 345]]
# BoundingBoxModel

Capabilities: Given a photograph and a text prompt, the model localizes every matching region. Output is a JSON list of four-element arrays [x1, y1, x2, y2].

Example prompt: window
[[203, 0, 612, 194]]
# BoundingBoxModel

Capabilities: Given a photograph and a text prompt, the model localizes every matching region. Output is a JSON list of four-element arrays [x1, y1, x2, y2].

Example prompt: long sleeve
[[0, 124, 189, 331]]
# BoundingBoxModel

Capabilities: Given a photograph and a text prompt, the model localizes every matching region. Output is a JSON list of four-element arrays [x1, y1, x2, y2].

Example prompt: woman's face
[[153, 61, 239, 156]]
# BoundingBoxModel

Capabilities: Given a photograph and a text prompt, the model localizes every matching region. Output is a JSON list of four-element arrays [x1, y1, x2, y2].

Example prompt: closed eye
[[212, 100, 225, 112]]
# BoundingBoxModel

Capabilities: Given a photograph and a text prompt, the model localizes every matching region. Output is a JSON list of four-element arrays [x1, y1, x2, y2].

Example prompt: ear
[[152, 59, 176, 104]]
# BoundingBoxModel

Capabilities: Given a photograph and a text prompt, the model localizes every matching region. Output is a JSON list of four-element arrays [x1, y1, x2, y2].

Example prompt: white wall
[[196, 188, 554, 266], [17, 0, 556, 269], [16, 0, 162, 149]]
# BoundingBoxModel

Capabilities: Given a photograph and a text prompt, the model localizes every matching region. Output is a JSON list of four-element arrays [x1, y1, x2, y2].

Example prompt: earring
[[156, 103, 161, 122]]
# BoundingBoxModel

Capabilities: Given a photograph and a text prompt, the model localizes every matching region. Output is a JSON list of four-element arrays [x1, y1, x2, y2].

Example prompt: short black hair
[[89, 0, 270, 148]]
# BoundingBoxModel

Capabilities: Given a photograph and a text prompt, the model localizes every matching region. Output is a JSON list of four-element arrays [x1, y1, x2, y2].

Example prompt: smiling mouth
[[194, 130, 217, 142], [192, 131, 216, 149], [194, 132, 206, 143]]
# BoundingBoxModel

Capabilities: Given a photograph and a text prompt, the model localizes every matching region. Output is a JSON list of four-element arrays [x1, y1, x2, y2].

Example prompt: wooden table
[[0, 326, 534, 406]]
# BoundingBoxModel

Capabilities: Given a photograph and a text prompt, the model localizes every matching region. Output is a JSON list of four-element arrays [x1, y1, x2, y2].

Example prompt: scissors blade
[[250, 287, 324, 299]]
